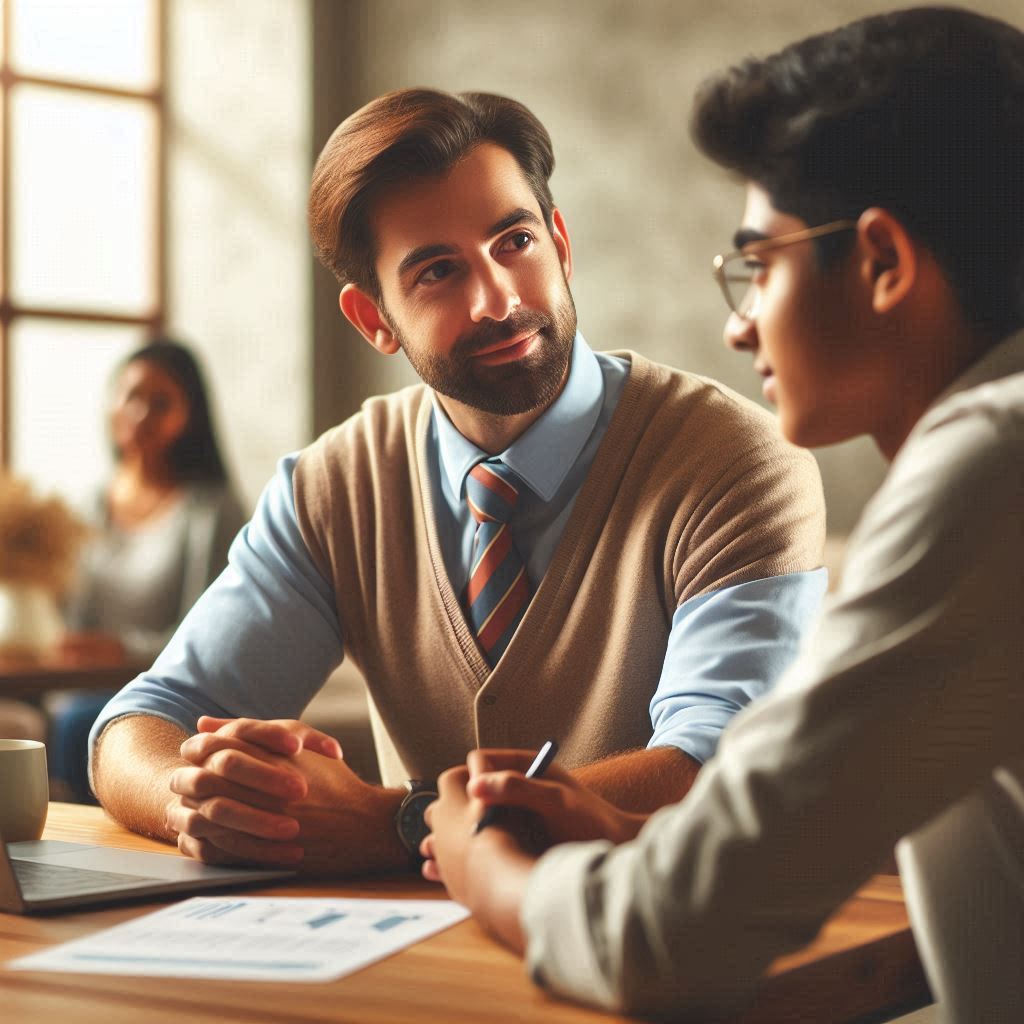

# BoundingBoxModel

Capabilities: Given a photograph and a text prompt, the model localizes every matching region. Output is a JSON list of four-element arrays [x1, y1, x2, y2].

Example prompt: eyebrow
[[397, 243, 457, 278], [732, 228, 771, 250], [488, 207, 542, 237], [396, 208, 543, 278]]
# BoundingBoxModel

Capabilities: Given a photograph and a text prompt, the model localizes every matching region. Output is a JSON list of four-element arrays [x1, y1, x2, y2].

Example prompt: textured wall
[[167, 0, 312, 507], [314, 0, 1023, 534]]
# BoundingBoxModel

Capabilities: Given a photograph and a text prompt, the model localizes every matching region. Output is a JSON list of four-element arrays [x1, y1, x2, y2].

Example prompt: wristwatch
[[395, 779, 438, 862]]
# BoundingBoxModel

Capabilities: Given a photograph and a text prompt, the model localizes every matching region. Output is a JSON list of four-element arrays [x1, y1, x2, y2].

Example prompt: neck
[[114, 452, 178, 491], [436, 399, 548, 454], [109, 457, 183, 528], [872, 319, 994, 460]]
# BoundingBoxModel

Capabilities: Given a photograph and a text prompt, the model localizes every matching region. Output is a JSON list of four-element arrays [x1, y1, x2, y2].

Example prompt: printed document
[[10, 896, 470, 982]]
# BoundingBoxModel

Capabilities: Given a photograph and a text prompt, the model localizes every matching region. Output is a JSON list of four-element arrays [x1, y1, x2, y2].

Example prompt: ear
[[339, 284, 400, 355], [550, 207, 573, 283], [856, 208, 918, 315]]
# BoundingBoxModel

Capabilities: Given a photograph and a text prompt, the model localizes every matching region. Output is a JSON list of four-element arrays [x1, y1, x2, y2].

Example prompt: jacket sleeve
[[521, 400, 1024, 1017]]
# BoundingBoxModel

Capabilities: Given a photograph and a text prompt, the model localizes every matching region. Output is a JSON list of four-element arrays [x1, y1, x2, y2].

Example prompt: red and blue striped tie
[[465, 459, 531, 665]]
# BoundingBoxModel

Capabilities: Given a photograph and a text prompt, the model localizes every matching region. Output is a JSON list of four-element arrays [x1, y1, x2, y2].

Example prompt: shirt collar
[[433, 332, 605, 501], [931, 328, 1024, 406]]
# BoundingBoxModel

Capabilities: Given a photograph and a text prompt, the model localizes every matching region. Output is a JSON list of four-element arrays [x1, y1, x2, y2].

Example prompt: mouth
[[471, 331, 541, 366], [753, 361, 777, 402]]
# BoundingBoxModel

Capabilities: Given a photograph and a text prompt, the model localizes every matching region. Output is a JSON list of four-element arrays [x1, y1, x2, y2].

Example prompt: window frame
[[0, 0, 166, 465]]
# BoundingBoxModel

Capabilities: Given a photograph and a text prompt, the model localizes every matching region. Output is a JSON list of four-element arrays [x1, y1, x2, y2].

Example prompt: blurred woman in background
[[51, 338, 246, 802]]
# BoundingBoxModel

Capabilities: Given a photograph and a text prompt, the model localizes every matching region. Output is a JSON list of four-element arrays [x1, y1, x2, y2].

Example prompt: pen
[[473, 739, 559, 835]]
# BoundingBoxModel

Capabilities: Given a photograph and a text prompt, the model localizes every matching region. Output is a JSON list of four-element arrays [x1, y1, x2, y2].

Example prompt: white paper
[[9, 896, 471, 982]]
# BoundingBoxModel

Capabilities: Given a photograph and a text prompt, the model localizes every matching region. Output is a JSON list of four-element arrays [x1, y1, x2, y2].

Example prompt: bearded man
[[90, 89, 824, 876]]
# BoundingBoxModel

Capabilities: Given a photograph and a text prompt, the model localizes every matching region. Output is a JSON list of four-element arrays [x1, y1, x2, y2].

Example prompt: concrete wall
[[166, 0, 312, 509], [311, 0, 1023, 534], [154, 0, 1024, 529]]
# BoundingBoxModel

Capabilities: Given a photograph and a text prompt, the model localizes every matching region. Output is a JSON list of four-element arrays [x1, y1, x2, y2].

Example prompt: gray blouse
[[65, 482, 247, 660]]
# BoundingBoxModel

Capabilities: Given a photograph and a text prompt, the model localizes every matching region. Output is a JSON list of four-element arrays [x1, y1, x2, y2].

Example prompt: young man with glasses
[[423, 8, 1024, 1021], [89, 89, 825, 877]]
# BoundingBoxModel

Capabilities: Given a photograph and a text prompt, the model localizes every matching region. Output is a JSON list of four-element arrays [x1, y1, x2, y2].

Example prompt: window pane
[[10, 318, 144, 503], [10, 0, 157, 92], [10, 85, 158, 314]]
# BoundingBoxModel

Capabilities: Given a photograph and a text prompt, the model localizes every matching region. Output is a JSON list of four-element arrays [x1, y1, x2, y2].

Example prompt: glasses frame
[[712, 219, 858, 320]]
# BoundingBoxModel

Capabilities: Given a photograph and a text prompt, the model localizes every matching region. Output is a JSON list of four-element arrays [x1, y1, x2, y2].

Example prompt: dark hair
[[116, 338, 228, 484], [691, 6, 1024, 338], [308, 88, 556, 296]]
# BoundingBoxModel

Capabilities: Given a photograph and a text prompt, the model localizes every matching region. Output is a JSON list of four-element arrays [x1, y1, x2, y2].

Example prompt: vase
[[0, 582, 63, 657]]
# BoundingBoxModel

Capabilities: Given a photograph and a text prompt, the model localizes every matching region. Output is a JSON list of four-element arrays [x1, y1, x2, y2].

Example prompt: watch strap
[[395, 779, 438, 865]]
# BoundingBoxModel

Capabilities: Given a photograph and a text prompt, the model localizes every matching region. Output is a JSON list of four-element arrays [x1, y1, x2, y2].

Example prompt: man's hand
[[420, 764, 534, 954], [195, 715, 344, 759], [268, 744, 408, 877], [467, 748, 648, 845], [167, 717, 341, 867], [420, 749, 647, 886], [166, 717, 407, 876], [420, 750, 652, 955]]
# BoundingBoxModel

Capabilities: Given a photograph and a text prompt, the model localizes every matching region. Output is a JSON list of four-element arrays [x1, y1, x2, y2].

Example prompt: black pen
[[473, 739, 559, 835]]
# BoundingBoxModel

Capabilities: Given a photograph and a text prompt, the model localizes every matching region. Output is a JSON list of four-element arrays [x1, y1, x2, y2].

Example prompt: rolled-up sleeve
[[88, 455, 344, 754], [649, 568, 827, 763]]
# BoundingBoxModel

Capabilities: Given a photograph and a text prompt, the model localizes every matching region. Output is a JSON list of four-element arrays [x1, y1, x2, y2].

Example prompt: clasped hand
[[165, 715, 398, 875]]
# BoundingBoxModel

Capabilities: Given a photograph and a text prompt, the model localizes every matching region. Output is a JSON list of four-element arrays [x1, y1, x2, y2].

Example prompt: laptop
[[0, 830, 295, 914]]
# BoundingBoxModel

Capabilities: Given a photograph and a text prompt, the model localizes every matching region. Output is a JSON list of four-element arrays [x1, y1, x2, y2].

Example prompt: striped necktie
[[465, 459, 531, 666]]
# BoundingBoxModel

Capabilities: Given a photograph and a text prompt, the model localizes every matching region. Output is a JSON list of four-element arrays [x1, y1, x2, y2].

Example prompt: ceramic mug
[[0, 739, 48, 842]]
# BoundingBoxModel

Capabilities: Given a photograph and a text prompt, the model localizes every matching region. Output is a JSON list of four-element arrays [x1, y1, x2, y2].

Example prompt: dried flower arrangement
[[0, 474, 89, 596]]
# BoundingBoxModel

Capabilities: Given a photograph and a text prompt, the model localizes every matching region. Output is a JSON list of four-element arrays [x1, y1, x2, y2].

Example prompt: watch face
[[398, 791, 436, 851]]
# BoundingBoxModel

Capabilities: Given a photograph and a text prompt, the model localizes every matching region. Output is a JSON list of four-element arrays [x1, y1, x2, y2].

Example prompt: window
[[0, 0, 164, 501]]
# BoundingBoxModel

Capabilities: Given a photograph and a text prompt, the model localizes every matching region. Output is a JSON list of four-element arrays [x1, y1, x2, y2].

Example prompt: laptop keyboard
[[13, 858, 155, 899]]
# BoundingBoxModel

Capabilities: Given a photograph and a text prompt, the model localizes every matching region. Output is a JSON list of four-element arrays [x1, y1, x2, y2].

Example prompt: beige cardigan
[[294, 352, 824, 785]]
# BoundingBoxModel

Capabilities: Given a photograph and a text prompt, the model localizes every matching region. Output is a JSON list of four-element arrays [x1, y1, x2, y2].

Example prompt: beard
[[389, 285, 578, 417]]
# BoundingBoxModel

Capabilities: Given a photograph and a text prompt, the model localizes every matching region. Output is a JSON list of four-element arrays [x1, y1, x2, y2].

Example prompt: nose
[[138, 399, 160, 425], [723, 310, 758, 353], [123, 397, 149, 425], [467, 260, 520, 323]]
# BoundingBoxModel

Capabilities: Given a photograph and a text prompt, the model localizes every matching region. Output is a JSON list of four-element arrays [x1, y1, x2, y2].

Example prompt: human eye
[[417, 259, 457, 285], [741, 255, 767, 281], [497, 229, 534, 255], [724, 253, 764, 286]]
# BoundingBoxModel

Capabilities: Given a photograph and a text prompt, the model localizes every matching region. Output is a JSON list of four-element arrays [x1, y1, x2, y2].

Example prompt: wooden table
[[0, 652, 147, 701], [0, 805, 930, 1023]]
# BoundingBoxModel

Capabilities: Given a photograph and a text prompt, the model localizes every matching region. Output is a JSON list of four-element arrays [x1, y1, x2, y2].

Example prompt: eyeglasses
[[712, 219, 858, 320]]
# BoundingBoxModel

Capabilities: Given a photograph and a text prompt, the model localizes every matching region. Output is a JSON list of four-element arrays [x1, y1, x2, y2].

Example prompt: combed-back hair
[[309, 88, 556, 298], [117, 338, 229, 484], [691, 6, 1024, 337]]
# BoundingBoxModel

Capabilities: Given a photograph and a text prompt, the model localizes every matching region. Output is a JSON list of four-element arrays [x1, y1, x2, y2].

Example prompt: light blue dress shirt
[[90, 334, 827, 768]]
